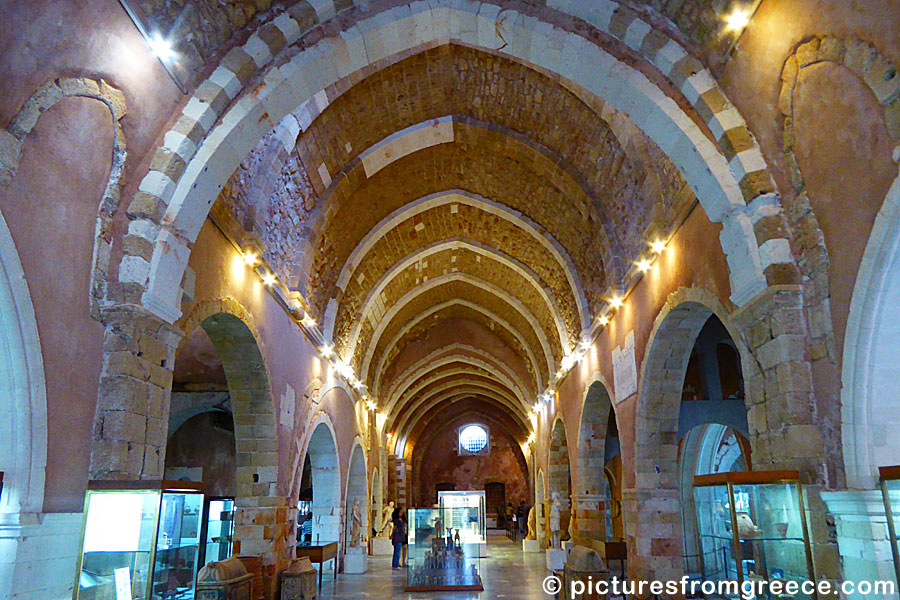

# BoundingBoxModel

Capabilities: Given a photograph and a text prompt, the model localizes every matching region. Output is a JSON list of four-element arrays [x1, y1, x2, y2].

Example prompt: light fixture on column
[[261, 272, 277, 286], [319, 344, 333, 358], [598, 315, 610, 327], [243, 252, 258, 266], [608, 296, 624, 309]]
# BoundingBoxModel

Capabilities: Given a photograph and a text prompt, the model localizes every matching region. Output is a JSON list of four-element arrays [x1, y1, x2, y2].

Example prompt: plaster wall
[[0, 97, 111, 513]]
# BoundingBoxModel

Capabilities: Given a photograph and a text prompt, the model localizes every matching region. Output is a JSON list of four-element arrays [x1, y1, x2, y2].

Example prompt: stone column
[[90, 304, 184, 480], [572, 493, 608, 552], [623, 487, 683, 585], [822, 490, 898, 600]]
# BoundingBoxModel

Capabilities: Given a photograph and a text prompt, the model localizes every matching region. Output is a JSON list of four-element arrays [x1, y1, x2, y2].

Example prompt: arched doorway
[[166, 324, 238, 570], [304, 422, 341, 545], [575, 380, 615, 546], [0, 207, 49, 598], [345, 443, 368, 553], [634, 299, 751, 584], [674, 316, 750, 577], [548, 418, 572, 543]]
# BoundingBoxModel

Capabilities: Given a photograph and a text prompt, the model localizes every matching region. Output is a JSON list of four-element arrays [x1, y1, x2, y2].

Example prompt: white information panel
[[612, 330, 637, 404]]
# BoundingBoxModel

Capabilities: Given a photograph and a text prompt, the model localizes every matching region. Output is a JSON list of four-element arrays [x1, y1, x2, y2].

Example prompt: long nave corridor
[[2, 0, 900, 599]]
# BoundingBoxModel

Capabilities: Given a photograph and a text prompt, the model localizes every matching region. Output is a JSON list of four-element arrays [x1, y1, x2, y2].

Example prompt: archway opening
[[576, 381, 615, 547], [164, 322, 239, 584], [304, 423, 341, 545], [635, 304, 750, 583], [549, 419, 572, 543], [345, 444, 368, 552]]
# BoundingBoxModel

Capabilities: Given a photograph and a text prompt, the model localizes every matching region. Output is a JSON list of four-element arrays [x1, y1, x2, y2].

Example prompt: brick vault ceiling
[[213, 40, 700, 446]]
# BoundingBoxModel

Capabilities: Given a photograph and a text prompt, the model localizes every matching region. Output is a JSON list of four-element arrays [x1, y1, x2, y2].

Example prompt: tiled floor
[[318, 533, 555, 599]]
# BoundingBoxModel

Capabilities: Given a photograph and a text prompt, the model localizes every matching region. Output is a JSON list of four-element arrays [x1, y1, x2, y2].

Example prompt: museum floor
[[318, 533, 555, 600]]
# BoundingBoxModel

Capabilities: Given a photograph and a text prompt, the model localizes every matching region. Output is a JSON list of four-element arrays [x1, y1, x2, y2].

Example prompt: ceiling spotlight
[[561, 354, 576, 371], [262, 272, 277, 286], [319, 345, 333, 358], [579, 339, 592, 352], [636, 258, 653, 273], [302, 315, 316, 328], [650, 239, 666, 254], [243, 252, 258, 266], [598, 315, 610, 327], [148, 33, 176, 61], [609, 296, 624, 309], [366, 400, 377, 411], [724, 6, 751, 32]]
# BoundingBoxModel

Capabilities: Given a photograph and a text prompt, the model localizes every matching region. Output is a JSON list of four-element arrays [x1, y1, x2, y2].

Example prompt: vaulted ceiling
[[203, 4, 716, 455]]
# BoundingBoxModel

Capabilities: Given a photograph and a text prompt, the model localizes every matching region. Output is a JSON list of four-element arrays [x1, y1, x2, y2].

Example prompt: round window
[[459, 424, 488, 453]]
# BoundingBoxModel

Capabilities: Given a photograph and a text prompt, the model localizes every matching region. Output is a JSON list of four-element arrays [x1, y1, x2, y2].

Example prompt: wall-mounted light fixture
[[118, 0, 188, 93]]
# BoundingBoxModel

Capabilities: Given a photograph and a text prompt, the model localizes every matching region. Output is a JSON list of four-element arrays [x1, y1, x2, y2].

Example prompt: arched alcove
[[634, 298, 751, 584], [548, 418, 572, 542], [345, 442, 368, 552], [305, 421, 342, 544], [576, 379, 615, 545]]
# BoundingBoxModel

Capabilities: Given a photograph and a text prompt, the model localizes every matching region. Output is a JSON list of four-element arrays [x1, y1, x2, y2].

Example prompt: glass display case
[[437, 490, 486, 551], [74, 480, 204, 600], [406, 507, 484, 592], [880, 466, 900, 587], [693, 471, 815, 599], [198, 497, 234, 567]]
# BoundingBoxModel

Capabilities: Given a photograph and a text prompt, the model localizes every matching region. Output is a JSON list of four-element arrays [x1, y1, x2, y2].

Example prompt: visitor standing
[[391, 507, 406, 569]]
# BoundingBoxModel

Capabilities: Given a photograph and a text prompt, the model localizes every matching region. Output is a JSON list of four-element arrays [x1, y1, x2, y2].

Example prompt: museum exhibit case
[[880, 466, 900, 587], [692, 471, 815, 599], [436, 490, 487, 548], [199, 497, 235, 567], [73, 480, 205, 600], [406, 507, 484, 592]]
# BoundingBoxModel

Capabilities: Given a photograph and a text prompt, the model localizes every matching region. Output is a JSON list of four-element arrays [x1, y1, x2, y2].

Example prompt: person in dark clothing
[[391, 507, 406, 569], [517, 501, 528, 535]]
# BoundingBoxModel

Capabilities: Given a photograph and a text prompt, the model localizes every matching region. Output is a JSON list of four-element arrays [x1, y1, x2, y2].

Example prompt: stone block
[[546, 548, 566, 571], [344, 546, 367, 573]]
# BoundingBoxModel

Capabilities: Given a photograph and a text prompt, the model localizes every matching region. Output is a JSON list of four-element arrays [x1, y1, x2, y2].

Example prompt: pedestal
[[522, 539, 540, 553], [372, 537, 393, 555], [344, 547, 367, 573], [546, 548, 566, 571], [563, 540, 574, 552]]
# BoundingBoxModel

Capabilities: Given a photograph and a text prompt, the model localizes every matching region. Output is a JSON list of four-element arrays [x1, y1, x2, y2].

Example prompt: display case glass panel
[[437, 490, 486, 547], [153, 491, 203, 598], [74, 481, 204, 600], [200, 498, 234, 566], [880, 466, 900, 588], [406, 507, 484, 591], [693, 471, 815, 600]]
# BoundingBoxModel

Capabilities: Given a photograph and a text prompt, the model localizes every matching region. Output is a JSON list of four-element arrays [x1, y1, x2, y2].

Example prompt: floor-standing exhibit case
[[199, 497, 235, 567], [436, 490, 486, 549], [406, 507, 484, 592], [880, 466, 900, 587], [692, 471, 815, 599], [74, 480, 204, 600]]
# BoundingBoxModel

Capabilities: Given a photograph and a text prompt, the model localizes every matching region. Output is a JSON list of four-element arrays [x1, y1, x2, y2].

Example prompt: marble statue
[[549, 492, 562, 549], [378, 501, 395, 537], [350, 498, 364, 547], [567, 503, 575, 542], [525, 506, 537, 541]]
